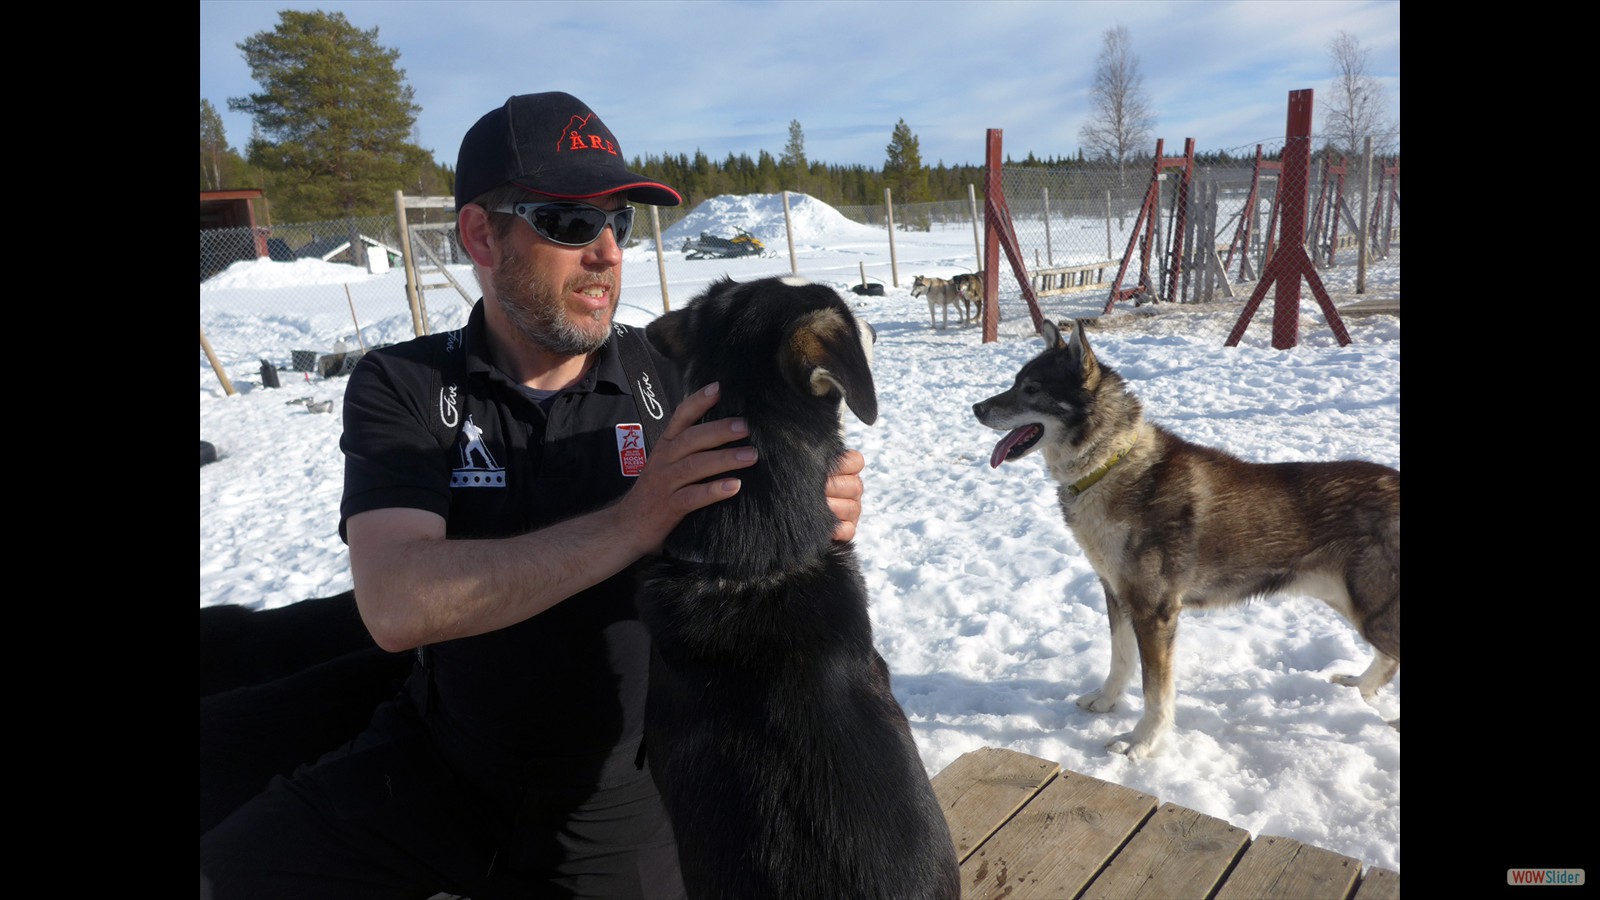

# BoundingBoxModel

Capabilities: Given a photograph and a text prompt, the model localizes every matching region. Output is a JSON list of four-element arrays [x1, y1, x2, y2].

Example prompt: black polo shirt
[[340, 300, 683, 773]]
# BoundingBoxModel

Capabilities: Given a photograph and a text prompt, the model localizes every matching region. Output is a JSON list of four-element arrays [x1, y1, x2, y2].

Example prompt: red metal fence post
[[982, 130, 1003, 343], [1269, 91, 1313, 348], [1225, 89, 1352, 349]]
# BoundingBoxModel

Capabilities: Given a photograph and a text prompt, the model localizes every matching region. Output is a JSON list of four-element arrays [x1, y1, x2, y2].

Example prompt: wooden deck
[[931, 748, 1399, 900]]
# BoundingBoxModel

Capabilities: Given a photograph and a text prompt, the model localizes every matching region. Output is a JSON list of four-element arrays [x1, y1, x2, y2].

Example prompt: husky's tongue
[[989, 425, 1041, 468]]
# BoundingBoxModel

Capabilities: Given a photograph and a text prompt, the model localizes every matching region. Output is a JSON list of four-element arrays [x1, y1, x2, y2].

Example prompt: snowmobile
[[681, 227, 775, 260]]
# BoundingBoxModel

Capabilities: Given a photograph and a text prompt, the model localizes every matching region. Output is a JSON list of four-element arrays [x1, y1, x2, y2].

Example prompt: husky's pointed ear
[[645, 308, 693, 366], [783, 308, 878, 425], [1041, 320, 1066, 350], [1065, 320, 1101, 381]]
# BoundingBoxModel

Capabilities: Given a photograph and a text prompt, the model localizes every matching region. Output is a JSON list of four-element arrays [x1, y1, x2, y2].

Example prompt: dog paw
[[1076, 690, 1119, 713], [1330, 673, 1380, 702], [1387, 717, 1400, 732], [1107, 733, 1162, 759]]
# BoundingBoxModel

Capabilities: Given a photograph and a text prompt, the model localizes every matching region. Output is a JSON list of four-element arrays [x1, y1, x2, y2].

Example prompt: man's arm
[[349, 383, 756, 652]]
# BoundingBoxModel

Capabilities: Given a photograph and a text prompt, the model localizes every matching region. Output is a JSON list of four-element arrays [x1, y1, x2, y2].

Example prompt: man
[[200, 92, 865, 898]]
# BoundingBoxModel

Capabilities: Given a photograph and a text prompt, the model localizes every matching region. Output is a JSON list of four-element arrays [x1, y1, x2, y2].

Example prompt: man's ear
[[458, 205, 498, 268]]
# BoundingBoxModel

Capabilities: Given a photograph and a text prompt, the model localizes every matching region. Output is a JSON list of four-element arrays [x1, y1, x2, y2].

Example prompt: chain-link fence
[[973, 135, 1399, 345]]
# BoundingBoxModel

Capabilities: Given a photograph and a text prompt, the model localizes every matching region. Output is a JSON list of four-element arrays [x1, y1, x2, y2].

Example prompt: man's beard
[[491, 243, 618, 357]]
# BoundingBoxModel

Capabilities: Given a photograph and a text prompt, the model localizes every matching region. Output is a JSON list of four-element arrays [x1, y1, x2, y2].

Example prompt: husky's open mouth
[[989, 425, 1043, 468]]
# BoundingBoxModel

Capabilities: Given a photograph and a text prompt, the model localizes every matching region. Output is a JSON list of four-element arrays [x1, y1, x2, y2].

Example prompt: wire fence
[[974, 135, 1400, 345], [201, 136, 1398, 390]]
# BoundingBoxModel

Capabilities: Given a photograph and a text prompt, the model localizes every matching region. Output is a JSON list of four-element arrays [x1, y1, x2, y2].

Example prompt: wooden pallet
[[1031, 261, 1116, 297], [932, 747, 1398, 900]]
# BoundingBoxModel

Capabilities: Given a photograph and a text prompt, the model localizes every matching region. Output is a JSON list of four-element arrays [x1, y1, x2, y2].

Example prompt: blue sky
[[199, 0, 1399, 171]]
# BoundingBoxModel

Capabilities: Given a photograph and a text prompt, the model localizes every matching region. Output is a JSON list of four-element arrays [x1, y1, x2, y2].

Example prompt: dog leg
[[1328, 564, 1399, 727], [1331, 649, 1398, 701], [1107, 597, 1179, 759], [1077, 581, 1135, 713]]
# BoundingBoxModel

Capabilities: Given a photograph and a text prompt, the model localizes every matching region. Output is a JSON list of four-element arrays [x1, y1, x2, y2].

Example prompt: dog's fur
[[973, 320, 1399, 758], [951, 271, 985, 311], [641, 276, 960, 899], [911, 275, 971, 328]]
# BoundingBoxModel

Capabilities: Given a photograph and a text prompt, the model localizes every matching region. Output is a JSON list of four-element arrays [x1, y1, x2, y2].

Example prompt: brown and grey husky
[[973, 320, 1399, 758], [911, 275, 971, 329]]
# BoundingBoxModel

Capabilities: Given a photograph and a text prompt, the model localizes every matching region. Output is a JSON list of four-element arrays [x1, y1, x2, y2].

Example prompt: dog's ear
[[1041, 320, 1066, 349], [644, 308, 693, 366], [1063, 319, 1102, 384], [783, 308, 878, 425]]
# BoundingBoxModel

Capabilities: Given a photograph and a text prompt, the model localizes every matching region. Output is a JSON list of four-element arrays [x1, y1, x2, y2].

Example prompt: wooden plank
[[1080, 802, 1249, 899], [1215, 834, 1361, 900], [1352, 866, 1401, 900], [930, 748, 1058, 862], [959, 768, 1158, 900]]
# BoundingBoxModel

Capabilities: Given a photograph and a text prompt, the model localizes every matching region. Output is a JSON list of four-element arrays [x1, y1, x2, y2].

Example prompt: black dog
[[641, 276, 960, 899]]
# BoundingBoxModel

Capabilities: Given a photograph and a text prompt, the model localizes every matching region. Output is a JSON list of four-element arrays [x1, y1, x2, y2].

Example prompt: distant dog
[[951, 271, 985, 311], [642, 276, 960, 899], [973, 320, 1399, 759], [911, 275, 970, 328]]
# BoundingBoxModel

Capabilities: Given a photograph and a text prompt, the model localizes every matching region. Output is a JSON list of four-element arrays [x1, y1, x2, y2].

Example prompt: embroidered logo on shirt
[[636, 372, 664, 421], [451, 415, 506, 488], [616, 423, 647, 477], [439, 384, 460, 430]]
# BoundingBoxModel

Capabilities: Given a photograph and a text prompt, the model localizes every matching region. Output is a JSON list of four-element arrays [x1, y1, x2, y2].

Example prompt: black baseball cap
[[454, 92, 682, 211]]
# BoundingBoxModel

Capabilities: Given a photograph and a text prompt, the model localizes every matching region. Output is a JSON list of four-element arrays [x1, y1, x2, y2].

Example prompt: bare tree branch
[[1079, 24, 1156, 184], [1322, 30, 1394, 158]]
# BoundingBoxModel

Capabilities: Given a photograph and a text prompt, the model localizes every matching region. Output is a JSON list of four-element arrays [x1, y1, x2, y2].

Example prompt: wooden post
[[884, 188, 899, 288], [1104, 189, 1113, 261], [782, 192, 798, 275], [651, 205, 670, 312], [968, 184, 982, 272], [1042, 187, 1053, 267], [1357, 136, 1371, 294], [344, 284, 369, 352], [393, 190, 426, 337], [201, 324, 236, 396]]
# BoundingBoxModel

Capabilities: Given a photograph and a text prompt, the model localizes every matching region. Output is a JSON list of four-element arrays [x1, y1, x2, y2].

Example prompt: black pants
[[201, 700, 685, 899], [200, 594, 413, 835], [200, 596, 685, 898]]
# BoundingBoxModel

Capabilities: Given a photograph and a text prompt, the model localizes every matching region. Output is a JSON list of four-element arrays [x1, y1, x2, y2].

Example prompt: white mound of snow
[[661, 193, 884, 246], [201, 257, 375, 292]]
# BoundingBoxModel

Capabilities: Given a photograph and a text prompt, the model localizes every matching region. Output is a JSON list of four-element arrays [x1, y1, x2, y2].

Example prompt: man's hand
[[826, 449, 865, 542], [610, 382, 759, 556]]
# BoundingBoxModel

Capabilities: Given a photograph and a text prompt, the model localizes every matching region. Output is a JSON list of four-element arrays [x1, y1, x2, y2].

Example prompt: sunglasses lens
[[611, 207, 634, 244], [523, 204, 634, 247], [530, 205, 601, 245]]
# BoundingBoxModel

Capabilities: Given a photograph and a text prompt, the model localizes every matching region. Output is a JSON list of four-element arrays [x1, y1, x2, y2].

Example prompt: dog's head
[[972, 319, 1123, 467], [647, 276, 878, 428], [910, 275, 929, 298]]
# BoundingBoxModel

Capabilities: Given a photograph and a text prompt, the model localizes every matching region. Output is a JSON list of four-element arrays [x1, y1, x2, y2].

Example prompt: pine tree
[[229, 10, 424, 221], [755, 149, 779, 194], [201, 98, 230, 190], [780, 119, 808, 193], [884, 118, 931, 212]]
